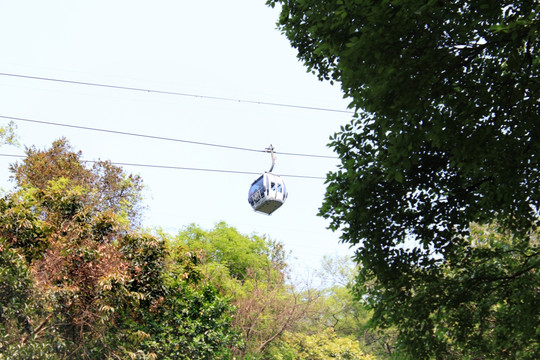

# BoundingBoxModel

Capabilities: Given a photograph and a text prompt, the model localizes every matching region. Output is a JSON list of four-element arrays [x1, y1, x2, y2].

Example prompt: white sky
[[0, 0, 355, 274]]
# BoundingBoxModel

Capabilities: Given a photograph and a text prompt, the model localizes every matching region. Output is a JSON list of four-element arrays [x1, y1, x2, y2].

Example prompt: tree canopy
[[175, 223, 315, 359], [0, 140, 239, 359], [266, 328, 376, 360], [10, 138, 145, 227], [268, 0, 539, 358]]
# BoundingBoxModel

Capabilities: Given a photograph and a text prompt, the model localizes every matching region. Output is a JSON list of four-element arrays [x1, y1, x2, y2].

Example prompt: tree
[[265, 328, 376, 360], [10, 138, 144, 227], [175, 223, 316, 359], [0, 178, 136, 358], [0, 237, 56, 358], [268, 0, 539, 358], [291, 255, 397, 359], [178, 222, 275, 281], [358, 223, 538, 359], [140, 283, 238, 360], [0, 141, 239, 359]]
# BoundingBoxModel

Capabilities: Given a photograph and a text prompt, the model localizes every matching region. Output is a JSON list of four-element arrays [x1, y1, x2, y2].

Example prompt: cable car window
[[277, 184, 282, 193], [271, 182, 276, 191], [248, 176, 265, 205], [252, 177, 264, 192]]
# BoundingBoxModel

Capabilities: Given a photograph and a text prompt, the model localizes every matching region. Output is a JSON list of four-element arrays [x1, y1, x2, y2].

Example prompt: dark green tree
[[139, 282, 239, 360], [0, 237, 57, 359], [268, 0, 539, 358]]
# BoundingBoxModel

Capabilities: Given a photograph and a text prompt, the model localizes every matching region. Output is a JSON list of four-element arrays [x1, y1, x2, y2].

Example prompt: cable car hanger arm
[[266, 145, 276, 173]]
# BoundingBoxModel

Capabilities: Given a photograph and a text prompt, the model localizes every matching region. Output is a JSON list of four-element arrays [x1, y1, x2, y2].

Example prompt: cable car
[[248, 146, 288, 215]]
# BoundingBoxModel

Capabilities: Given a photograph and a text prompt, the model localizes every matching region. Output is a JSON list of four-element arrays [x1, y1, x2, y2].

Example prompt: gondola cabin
[[248, 172, 287, 215]]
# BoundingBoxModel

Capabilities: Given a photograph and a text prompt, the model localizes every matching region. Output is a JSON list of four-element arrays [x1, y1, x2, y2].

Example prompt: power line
[[0, 114, 339, 159], [0, 72, 355, 115], [0, 153, 327, 180]]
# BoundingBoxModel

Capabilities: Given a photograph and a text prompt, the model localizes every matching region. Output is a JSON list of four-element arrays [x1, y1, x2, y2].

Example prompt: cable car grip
[[266, 144, 276, 172]]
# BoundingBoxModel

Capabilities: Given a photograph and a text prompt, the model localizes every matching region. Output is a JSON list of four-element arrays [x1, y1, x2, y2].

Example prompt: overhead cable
[[0, 72, 355, 114], [0, 114, 338, 159], [0, 153, 327, 180]]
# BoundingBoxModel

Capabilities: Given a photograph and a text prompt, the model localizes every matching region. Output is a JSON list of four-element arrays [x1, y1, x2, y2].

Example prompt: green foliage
[[0, 141, 239, 359], [113, 232, 240, 360], [0, 238, 42, 357], [268, 1, 539, 358], [0, 188, 48, 262], [177, 222, 275, 280], [0, 120, 18, 146], [10, 138, 145, 227], [299, 255, 396, 359], [120, 233, 168, 305], [304, 256, 364, 337], [266, 328, 376, 360], [140, 282, 239, 360], [175, 223, 314, 359], [359, 223, 539, 359]]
